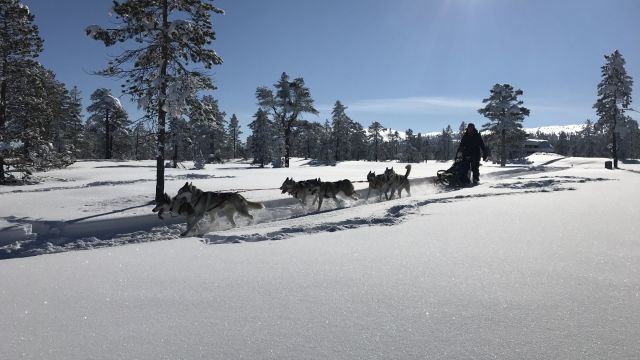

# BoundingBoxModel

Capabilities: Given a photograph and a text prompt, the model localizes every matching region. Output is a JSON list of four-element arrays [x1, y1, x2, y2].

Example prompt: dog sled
[[435, 155, 472, 187]]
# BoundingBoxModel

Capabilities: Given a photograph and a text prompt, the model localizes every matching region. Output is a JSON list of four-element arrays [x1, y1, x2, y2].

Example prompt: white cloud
[[333, 96, 483, 115]]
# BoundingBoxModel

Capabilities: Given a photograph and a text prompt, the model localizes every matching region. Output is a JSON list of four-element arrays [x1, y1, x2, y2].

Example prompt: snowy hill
[[1, 156, 639, 359], [524, 124, 586, 135], [368, 124, 587, 140]]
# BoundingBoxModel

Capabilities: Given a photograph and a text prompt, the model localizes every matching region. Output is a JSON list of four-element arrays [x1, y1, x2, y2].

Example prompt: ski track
[[0, 166, 611, 259], [0, 173, 234, 195]]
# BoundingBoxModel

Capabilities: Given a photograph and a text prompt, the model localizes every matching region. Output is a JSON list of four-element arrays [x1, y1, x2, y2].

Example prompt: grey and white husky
[[311, 179, 359, 211], [383, 165, 411, 200], [279, 177, 321, 206], [157, 182, 264, 237], [366, 170, 388, 201]]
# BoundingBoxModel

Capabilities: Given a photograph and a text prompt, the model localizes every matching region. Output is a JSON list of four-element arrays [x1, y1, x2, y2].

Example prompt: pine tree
[[168, 116, 190, 167], [256, 73, 318, 167], [188, 95, 226, 163], [248, 108, 271, 167], [58, 86, 84, 157], [87, 0, 223, 200], [0, 0, 43, 181], [227, 114, 242, 159], [594, 50, 633, 168], [577, 119, 596, 157], [457, 121, 467, 141], [367, 121, 383, 161], [388, 130, 400, 160], [331, 100, 351, 162], [87, 89, 126, 159], [350, 121, 367, 161], [556, 131, 569, 156], [478, 84, 530, 166]]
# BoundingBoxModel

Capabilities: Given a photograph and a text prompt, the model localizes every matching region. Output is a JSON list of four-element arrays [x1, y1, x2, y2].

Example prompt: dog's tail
[[246, 201, 264, 210], [404, 164, 412, 178]]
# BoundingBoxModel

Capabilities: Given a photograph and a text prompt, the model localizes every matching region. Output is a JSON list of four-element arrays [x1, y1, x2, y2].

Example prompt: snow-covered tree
[[0, 0, 43, 182], [168, 116, 190, 167], [478, 84, 530, 167], [188, 95, 226, 163], [256, 72, 318, 168], [87, 0, 224, 200], [594, 50, 633, 168], [87, 88, 126, 159], [132, 122, 155, 160], [56, 86, 84, 157], [247, 108, 271, 167]]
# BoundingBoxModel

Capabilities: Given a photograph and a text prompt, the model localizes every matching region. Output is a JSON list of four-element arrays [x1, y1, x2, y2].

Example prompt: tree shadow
[[66, 201, 155, 224]]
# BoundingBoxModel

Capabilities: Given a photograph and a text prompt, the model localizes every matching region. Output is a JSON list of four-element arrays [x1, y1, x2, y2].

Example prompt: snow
[[1, 156, 639, 359], [524, 124, 586, 135], [84, 25, 103, 39], [0, 140, 24, 151]]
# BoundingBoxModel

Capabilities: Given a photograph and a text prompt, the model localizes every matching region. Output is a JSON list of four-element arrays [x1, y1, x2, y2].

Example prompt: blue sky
[[23, 0, 640, 135]]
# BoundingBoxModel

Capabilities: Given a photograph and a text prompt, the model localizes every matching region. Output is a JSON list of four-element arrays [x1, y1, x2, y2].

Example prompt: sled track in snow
[[1, 165, 595, 259]]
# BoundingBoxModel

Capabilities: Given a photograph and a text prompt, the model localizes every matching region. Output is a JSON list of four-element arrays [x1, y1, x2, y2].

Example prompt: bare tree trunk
[[155, 0, 169, 202], [500, 128, 507, 167], [134, 127, 139, 160], [284, 123, 291, 168], [172, 141, 178, 168], [612, 107, 619, 168], [0, 59, 7, 181], [104, 108, 110, 159]]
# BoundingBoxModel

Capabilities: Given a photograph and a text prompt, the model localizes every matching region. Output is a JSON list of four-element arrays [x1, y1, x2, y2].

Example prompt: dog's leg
[[182, 214, 204, 237], [237, 205, 255, 224], [317, 195, 323, 211], [224, 207, 237, 227], [207, 211, 220, 230], [366, 187, 371, 200]]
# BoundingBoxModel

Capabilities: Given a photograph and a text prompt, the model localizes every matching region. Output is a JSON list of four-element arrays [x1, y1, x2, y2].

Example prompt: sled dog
[[279, 177, 321, 205], [383, 165, 411, 200], [312, 179, 359, 211], [366, 171, 388, 201], [152, 192, 174, 220], [171, 182, 264, 236]]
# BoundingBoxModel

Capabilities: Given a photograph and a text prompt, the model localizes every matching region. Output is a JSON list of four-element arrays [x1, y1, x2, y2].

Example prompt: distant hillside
[[524, 124, 586, 135], [367, 124, 586, 140]]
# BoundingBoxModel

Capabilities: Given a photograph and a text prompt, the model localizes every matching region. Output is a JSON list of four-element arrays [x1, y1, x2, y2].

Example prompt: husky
[[366, 171, 388, 201], [383, 164, 411, 200], [152, 192, 173, 220], [312, 179, 359, 211], [171, 182, 264, 236], [279, 177, 321, 206]]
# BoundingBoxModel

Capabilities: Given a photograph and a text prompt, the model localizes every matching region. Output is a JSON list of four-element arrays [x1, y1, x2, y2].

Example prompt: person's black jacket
[[459, 129, 487, 161]]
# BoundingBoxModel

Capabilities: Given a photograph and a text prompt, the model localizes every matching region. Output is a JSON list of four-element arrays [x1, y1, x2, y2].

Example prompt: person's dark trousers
[[470, 158, 480, 182], [459, 159, 471, 184]]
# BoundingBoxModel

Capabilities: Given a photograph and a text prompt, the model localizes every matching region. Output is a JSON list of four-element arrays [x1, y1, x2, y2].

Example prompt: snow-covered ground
[[1, 155, 639, 359]]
